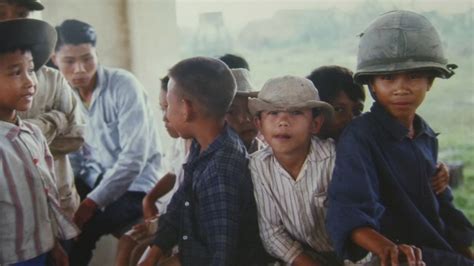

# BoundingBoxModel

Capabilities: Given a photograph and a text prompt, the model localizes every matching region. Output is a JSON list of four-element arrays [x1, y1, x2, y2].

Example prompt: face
[[320, 91, 364, 140], [166, 78, 191, 138], [256, 109, 323, 157], [53, 43, 98, 90], [0, 2, 29, 21], [225, 95, 257, 148], [159, 88, 179, 138], [371, 71, 433, 125], [0, 50, 37, 122]]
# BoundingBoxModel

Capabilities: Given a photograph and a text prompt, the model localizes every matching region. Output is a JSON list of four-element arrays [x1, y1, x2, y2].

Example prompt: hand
[[73, 198, 98, 228], [431, 162, 450, 195], [137, 245, 163, 266], [291, 252, 321, 266], [377, 244, 425, 266], [50, 241, 69, 266], [142, 196, 159, 220]]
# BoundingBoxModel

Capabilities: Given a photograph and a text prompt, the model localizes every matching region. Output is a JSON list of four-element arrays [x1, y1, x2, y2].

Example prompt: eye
[[17, 10, 28, 18], [334, 106, 345, 113], [380, 74, 394, 80], [408, 72, 424, 79], [268, 111, 279, 116], [289, 110, 303, 115]]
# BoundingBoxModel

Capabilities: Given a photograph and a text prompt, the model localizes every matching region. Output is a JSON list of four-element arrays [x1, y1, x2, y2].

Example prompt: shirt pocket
[[312, 191, 328, 210]]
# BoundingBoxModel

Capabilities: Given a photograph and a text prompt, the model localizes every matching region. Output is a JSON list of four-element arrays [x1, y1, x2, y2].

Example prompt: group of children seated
[[0, 6, 472, 266]]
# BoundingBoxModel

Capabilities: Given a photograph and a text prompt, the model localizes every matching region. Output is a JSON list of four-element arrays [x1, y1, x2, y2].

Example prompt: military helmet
[[354, 10, 457, 84]]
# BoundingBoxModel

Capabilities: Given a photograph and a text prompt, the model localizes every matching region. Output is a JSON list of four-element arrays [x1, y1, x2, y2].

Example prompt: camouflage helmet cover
[[354, 10, 457, 84]]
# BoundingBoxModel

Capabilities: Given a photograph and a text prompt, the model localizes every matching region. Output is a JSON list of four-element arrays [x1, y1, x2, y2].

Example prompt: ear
[[51, 53, 58, 67], [310, 115, 325, 135], [181, 98, 194, 122], [426, 77, 435, 92], [254, 115, 262, 131]]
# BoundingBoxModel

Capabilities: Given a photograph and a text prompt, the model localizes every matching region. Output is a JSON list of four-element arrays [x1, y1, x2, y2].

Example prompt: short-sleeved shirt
[[326, 102, 474, 263]]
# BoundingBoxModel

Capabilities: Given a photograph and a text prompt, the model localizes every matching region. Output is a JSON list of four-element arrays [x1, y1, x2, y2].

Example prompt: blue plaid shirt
[[154, 125, 263, 266]]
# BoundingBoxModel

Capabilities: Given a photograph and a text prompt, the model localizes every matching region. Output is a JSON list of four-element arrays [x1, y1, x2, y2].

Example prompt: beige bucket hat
[[248, 75, 334, 120], [231, 68, 258, 97]]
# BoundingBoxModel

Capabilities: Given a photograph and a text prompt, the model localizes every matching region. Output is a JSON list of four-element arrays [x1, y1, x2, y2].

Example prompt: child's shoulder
[[310, 136, 336, 160], [249, 144, 273, 164]]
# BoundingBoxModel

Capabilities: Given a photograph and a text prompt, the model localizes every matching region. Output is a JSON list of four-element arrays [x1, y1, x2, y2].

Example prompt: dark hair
[[169, 56, 236, 118], [218, 53, 250, 70], [0, 46, 30, 57], [160, 75, 169, 91], [55, 19, 97, 51], [307, 65, 365, 103]]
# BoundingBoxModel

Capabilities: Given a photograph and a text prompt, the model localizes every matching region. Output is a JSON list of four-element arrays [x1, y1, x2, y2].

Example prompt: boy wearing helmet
[[326, 10, 473, 266]]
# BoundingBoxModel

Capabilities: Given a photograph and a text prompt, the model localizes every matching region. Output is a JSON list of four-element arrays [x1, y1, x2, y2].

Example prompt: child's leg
[[10, 253, 47, 266], [69, 191, 145, 266]]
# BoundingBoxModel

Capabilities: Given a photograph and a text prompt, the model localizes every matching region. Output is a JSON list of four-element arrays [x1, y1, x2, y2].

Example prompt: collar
[[186, 124, 235, 166], [371, 102, 437, 141], [0, 117, 35, 141]]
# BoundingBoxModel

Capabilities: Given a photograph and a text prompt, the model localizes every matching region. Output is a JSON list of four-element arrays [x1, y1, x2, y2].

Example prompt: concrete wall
[[37, 1, 179, 264], [40, 0, 179, 152]]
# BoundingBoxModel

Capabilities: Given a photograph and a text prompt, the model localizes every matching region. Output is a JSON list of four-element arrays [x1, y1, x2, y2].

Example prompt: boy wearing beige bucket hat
[[0, 18, 78, 265], [248, 76, 343, 265]]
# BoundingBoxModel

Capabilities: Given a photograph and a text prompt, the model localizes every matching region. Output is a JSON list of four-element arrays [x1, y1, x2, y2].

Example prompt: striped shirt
[[0, 118, 78, 264], [249, 136, 336, 264]]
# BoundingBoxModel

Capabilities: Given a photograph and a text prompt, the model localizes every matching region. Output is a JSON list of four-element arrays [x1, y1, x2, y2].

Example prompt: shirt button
[[184, 201, 190, 207], [182, 235, 188, 240]]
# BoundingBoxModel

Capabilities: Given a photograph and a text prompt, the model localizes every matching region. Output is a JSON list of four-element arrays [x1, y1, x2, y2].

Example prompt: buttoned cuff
[[285, 241, 304, 264]]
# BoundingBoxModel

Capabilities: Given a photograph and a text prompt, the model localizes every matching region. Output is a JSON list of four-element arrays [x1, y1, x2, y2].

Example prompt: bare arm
[[351, 227, 424, 266], [142, 172, 176, 219]]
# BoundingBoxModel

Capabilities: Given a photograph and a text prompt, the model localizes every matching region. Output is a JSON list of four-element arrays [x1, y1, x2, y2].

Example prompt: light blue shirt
[[75, 65, 164, 208]]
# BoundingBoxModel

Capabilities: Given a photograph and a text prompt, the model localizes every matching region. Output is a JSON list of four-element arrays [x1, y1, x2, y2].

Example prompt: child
[[326, 10, 473, 266], [308, 65, 449, 195], [225, 68, 261, 153], [139, 57, 264, 266], [0, 0, 84, 220], [0, 18, 78, 265], [248, 75, 340, 265], [306, 65, 365, 142], [116, 75, 191, 266]]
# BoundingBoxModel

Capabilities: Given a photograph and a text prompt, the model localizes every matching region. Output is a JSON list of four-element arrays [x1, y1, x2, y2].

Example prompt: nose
[[393, 76, 411, 96], [24, 71, 37, 89], [73, 62, 86, 73], [238, 110, 252, 123], [277, 112, 290, 127]]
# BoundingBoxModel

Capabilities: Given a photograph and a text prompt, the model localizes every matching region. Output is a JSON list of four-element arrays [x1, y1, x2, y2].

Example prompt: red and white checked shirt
[[0, 118, 78, 264]]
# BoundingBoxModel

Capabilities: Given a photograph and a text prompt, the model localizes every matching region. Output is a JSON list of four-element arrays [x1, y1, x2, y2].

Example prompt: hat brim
[[248, 97, 334, 121], [235, 91, 259, 97], [16, 0, 44, 10], [0, 19, 56, 71], [354, 61, 456, 84]]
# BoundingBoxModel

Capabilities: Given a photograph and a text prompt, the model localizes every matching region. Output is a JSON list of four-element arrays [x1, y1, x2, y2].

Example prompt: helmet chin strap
[[367, 83, 378, 101]]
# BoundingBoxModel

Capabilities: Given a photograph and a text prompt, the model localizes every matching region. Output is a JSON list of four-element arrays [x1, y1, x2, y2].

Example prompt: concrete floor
[[90, 235, 118, 266]]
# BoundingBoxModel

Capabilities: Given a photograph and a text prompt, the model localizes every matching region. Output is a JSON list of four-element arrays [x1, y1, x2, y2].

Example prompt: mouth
[[72, 77, 88, 84], [273, 134, 291, 140]]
